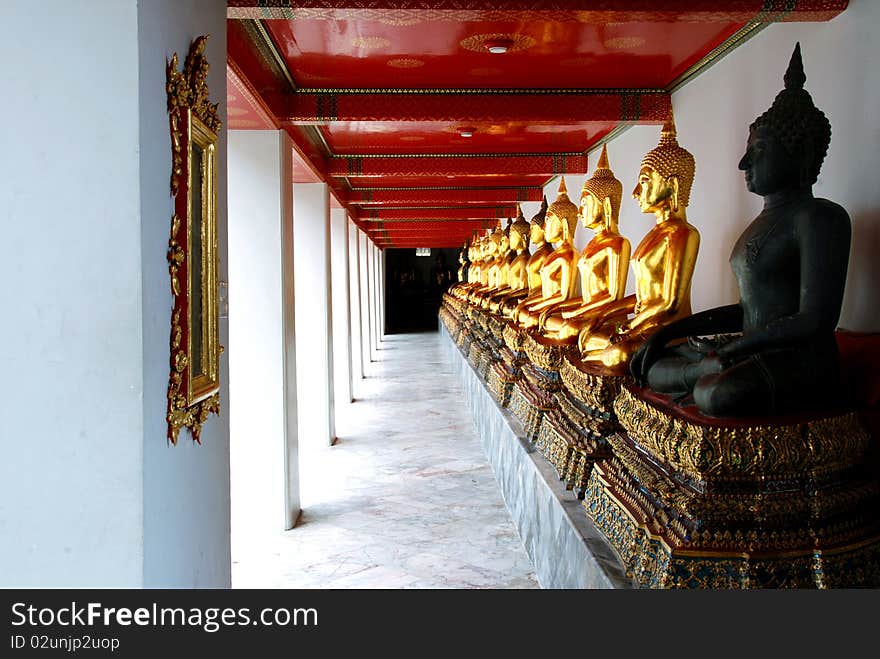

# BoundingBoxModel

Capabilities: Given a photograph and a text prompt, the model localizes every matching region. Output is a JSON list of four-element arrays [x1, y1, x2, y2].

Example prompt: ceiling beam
[[227, 1, 848, 23], [332, 154, 586, 178], [371, 227, 479, 235], [349, 188, 543, 205], [355, 207, 515, 222], [367, 220, 493, 229], [277, 91, 669, 124], [367, 224, 494, 235]]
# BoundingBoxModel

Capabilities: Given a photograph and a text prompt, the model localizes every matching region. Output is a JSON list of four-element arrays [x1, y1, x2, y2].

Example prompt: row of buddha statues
[[451, 42, 850, 419], [440, 44, 880, 588], [451, 119, 699, 377]]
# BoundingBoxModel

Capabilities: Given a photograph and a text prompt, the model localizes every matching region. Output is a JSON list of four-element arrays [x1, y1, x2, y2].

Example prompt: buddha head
[[739, 43, 831, 196], [487, 226, 502, 258], [475, 235, 486, 261], [580, 144, 623, 232], [498, 217, 512, 254], [634, 108, 695, 215], [545, 177, 579, 243], [510, 204, 530, 251], [529, 196, 549, 245]]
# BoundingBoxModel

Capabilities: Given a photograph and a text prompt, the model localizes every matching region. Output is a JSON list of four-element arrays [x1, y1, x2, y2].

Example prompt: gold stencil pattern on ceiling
[[352, 36, 392, 49], [387, 58, 425, 68], [604, 36, 646, 50]]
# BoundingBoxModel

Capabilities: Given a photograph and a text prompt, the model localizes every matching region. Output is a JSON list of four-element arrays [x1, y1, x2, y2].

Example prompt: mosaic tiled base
[[487, 360, 517, 407], [542, 386, 618, 497], [581, 386, 880, 588], [509, 381, 545, 444], [510, 362, 560, 444], [585, 459, 880, 588]]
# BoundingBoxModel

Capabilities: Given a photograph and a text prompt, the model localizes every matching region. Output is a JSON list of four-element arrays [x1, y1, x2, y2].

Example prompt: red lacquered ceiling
[[226, 1, 849, 247]]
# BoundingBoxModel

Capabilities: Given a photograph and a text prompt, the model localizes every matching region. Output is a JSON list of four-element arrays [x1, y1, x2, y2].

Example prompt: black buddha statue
[[630, 43, 851, 417]]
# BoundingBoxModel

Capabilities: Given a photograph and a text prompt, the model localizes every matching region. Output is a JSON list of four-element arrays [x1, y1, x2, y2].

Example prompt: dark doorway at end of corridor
[[385, 248, 458, 333]]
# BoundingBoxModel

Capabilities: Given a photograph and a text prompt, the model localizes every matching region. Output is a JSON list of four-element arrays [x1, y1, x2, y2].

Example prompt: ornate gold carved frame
[[166, 36, 222, 444]]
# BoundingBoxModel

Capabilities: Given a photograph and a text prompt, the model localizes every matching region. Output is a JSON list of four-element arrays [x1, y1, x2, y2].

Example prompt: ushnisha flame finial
[[640, 106, 696, 207], [751, 42, 830, 185], [582, 143, 623, 219], [660, 107, 677, 140], [548, 176, 579, 239], [511, 204, 530, 242], [784, 42, 806, 90], [530, 195, 548, 228], [596, 142, 611, 170]]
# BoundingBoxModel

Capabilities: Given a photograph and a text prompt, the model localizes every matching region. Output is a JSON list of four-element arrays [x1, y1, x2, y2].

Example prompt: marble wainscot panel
[[441, 322, 632, 589]]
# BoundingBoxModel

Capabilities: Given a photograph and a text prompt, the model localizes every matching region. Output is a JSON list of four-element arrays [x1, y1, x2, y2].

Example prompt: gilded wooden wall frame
[[166, 35, 222, 444]]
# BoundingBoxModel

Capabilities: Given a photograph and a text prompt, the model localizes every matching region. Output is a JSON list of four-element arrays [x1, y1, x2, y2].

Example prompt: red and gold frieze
[[349, 188, 544, 205], [278, 90, 670, 124], [331, 154, 588, 178], [355, 207, 515, 221]]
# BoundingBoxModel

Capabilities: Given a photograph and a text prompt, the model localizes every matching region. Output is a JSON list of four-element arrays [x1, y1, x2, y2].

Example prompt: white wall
[[138, 0, 230, 588], [0, 0, 143, 587], [228, 131, 300, 545], [0, 0, 230, 587], [543, 0, 879, 330], [293, 184, 336, 446]]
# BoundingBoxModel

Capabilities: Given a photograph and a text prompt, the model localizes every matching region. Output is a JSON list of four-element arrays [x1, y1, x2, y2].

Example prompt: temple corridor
[[232, 331, 538, 588]]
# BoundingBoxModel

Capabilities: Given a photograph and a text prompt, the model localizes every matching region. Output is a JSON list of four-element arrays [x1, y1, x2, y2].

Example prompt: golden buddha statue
[[488, 219, 513, 288], [479, 219, 514, 309], [456, 239, 469, 283], [450, 237, 475, 299], [501, 197, 550, 318], [467, 228, 501, 304], [467, 237, 480, 285], [447, 238, 471, 299], [485, 207, 531, 313], [514, 178, 580, 329], [479, 232, 494, 289], [537, 145, 631, 341], [577, 110, 700, 374]]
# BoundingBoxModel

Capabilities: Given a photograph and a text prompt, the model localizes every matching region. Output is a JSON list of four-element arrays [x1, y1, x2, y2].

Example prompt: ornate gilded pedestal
[[461, 306, 498, 380], [440, 292, 466, 346], [509, 333, 572, 446], [536, 356, 629, 497], [462, 305, 486, 366], [584, 385, 880, 588], [487, 320, 522, 406]]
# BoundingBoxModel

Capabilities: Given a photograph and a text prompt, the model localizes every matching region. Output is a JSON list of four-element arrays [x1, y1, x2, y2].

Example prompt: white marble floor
[[231, 331, 538, 588]]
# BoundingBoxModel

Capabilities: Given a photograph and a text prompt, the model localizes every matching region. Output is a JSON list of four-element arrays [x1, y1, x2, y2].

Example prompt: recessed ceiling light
[[459, 127, 475, 138], [485, 37, 514, 54]]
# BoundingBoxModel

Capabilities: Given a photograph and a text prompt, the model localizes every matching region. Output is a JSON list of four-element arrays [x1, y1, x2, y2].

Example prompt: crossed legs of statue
[[645, 339, 837, 416]]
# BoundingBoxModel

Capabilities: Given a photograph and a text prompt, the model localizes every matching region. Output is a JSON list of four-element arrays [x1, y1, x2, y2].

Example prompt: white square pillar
[[293, 183, 336, 446], [228, 130, 300, 534], [348, 220, 364, 382], [331, 207, 353, 404]]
